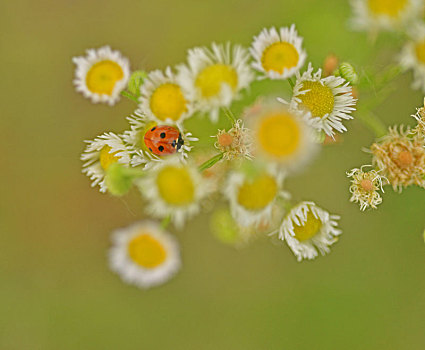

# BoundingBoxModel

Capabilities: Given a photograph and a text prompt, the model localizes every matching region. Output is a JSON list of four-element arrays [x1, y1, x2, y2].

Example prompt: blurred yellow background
[[1, 0, 425, 349]]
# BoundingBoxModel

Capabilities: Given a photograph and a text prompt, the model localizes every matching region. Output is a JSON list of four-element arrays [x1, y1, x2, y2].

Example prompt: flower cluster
[[74, 24, 358, 289]]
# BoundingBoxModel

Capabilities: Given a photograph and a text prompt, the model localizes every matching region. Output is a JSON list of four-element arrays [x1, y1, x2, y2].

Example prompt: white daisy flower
[[347, 165, 387, 210], [139, 67, 193, 124], [245, 101, 318, 173], [123, 110, 198, 168], [136, 157, 213, 229], [72, 46, 130, 105], [400, 22, 425, 93], [223, 165, 287, 228], [81, 132, 131, 193], [250, 25, 307, 80], [288, 63, 357, 137], [277, 201, 341, 261], [177, 42, 254, 122], [349, 0, 424, 32], [109, 221, 181, 289]]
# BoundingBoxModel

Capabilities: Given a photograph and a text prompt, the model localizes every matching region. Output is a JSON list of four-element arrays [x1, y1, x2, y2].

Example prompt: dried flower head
[[413, 98, 425, 138], [347, 165, 387, 210], [214, 119, 252, 160], [370, 126, 425, 192]]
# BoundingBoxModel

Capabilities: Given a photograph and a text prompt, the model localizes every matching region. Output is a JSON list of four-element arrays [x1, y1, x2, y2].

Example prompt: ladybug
[[144, 125, 184, 156]]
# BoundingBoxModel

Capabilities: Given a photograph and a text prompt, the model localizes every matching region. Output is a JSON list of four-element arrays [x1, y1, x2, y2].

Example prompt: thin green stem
[[198, 153, 224, 172], [287, 78, 295, 89], [222, 107, 236, 124], [356, 111, 387, 138], [120, 90, 139, 103]]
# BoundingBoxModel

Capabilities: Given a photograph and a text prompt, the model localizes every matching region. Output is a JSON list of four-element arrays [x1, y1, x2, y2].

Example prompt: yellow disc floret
[[128, 233, 167, 268], [293, 211, 322, 242], [86, 60, 124, 95], [257, 112, 301, 158], [156, 166, 195, 205], [367, 0, 407, 17], [299, 81, 335, 118], [237, 174, 278, 210], [150, 83, 188, 121], [99, 146, 120, 171], [261, 42, 299, 74], [195, 64, 238, 98]]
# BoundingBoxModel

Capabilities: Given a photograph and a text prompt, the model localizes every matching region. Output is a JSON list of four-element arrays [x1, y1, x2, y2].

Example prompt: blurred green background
[[1, 0, 425, 349]]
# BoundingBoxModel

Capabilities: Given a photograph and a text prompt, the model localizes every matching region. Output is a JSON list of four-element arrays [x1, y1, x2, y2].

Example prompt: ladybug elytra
[[144, 125, 184, 156]]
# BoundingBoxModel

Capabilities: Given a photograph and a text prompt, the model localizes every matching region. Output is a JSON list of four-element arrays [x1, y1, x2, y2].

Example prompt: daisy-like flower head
[[347, 165, 388, 210], [350, 0, 424, 32], [136, 157, 213, 229], [214, 119, 252, 160], [72, 46, 130, 105], [400, 23, 425, 94], [123, 110, 198, 168], [139, 67, 193, 125], [289, 63, 357, 137], [81, 132, 131, 193], [223, 164, 287, 228], [370, 126, 425, 192], [277, 201, 341, 261], [250, 25, 307, 80], [246, 101, 318, 173], [109, 221, 181, 289], [177, 42, 254, 122]]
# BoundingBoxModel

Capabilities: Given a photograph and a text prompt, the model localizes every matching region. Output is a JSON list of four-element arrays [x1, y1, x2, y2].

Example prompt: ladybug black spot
[[160, 132, 166, 139], [151, 127, 156, 132], [158, 145, 164, 152], [149, 147, 153, 152]]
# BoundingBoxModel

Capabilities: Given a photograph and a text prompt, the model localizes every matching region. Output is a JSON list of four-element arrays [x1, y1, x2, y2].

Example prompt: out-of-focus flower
[[73, 46, 130, 105], [177, 43, 254, 122], [223, 164, 287, 228], [347, 166, 387, 210], [276, 201, 341, 261], [250, 25, 306, 80], [81, 132, 131, 193], [109, 221, 181, 289], [349, 0, 424, 32], [370, 126, 425, 192], [136, 157, 213, 229], [246, 101, 319, 173], [139, 67, 193, 125], [289, 63, 357, 137]]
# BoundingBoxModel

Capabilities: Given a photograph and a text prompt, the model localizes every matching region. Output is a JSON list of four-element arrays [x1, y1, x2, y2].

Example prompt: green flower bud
[[339, 62, 359, 85], [128, 70, 147, 96], [210, 208, 240, 245], [105, 163, 144, 196]]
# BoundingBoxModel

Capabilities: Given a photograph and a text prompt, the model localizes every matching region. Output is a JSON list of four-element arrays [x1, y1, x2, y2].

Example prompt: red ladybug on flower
[[144, 125, 184, 156]]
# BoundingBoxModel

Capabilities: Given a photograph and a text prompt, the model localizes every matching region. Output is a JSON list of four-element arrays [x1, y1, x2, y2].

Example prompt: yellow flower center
[[237, 174, 278, 210], [293, 211, 322, 242], [261, 42, 299, 74], [127, 233, 167, 268], [99, 146, 120, 171], [415, 40, 425, 64], [156, 166, 195, 205], [150, 83, 188, 121], [367, 0, 408, 17], [299, 81, 335, 118], [218, 132, 234, 147], [195, 64, 238, 98], [257, 112, 301, 158], [85, 60, 124, 95]]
